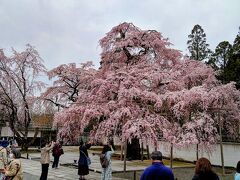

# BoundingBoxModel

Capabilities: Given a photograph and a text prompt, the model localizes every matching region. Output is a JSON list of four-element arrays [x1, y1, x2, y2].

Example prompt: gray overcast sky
[[0, 0, 239, 70]]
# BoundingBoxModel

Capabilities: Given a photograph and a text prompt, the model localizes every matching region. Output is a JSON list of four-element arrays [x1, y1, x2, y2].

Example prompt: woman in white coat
[[101, 144, 114, 180]]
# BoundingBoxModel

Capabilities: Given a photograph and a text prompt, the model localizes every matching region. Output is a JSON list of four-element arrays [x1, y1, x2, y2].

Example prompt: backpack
[[100, 154, 109, 168]]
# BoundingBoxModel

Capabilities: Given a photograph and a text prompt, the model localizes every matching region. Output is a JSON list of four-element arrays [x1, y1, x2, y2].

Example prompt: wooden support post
[[123, 140, 127, 172], [27, 148, 29, 159], [120, 143, 123, 161], [170, 143, 173, 169], [219, 112, 225, 176], [141, 142, 144, 161], [154, 141, 157, 151], [40, 131, 42, 149], [196, 144, 199, 161], [146, 145, 150, 159], [133, 171, 136, 180]]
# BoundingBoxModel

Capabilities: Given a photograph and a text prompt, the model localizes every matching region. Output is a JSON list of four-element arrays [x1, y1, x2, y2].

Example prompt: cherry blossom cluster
[[52, 23, 240, 150]]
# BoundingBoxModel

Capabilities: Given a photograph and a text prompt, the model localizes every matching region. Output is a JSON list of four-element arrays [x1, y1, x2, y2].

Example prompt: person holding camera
[[40, 141, 54, 180], [101, 143, 114, 180]]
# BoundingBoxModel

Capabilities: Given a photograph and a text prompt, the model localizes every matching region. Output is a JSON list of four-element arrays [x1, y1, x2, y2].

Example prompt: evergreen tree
[[187, 24, 211, 61], [232, 27, 240, 54], [214, 41, 232, 83], [227, 29, 240, 89], [209, 27, 240, 89]]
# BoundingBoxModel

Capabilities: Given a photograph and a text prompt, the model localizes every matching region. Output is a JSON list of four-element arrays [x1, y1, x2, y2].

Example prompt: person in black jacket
[[192, 157, 219, 180]]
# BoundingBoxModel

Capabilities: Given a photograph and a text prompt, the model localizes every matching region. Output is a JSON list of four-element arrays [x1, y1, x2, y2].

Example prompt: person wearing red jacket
[[52, 140, 64, 169]]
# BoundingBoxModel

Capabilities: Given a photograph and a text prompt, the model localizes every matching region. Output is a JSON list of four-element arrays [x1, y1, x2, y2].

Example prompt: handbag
[[80, 150, 91, 165], [86, 157, 91, 166]]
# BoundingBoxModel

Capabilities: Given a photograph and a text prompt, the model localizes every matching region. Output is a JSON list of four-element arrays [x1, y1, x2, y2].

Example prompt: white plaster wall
[[1, 127, 14, 136], [1, 127, 40, 137], [111, 137, 240, 168], [147, 141, 240, 168]]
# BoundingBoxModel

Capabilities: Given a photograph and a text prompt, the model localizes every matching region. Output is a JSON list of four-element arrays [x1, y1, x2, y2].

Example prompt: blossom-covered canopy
[[54, 23, 240, 148]]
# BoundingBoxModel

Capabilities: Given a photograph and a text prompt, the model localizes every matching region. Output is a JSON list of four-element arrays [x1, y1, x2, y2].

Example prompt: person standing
[[0, 140, 8, 180], [3, 149, 23, 180], [52, 140, 63, 169], [140, 151, 174, 180], [78, 141, 91, 180], [40, 141, 54, 180], [235, 161, 240, 180], [192, 157, 219, 180], [101, 144, 114, 180], [10, 139, 18, 150]]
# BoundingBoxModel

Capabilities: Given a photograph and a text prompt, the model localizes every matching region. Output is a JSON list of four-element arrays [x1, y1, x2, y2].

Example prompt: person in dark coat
[[140, 151, 174, 180], [78, 141, 91, 180], [192, 157, 219, 180], [235, 160, 240, 180]]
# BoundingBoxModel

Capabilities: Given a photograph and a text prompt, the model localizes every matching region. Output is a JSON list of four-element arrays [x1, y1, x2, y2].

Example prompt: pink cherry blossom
[[52, 23, 240, 151]]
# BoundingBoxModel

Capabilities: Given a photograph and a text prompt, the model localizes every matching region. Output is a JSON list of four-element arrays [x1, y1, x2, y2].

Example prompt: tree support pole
[[120, 143, 123, 161], [170, 143, 173, 169], [123, 140, 127, 172], [146, 145, 150, 159], [219, 112, 225, 176], [196, 144, 199, 161]]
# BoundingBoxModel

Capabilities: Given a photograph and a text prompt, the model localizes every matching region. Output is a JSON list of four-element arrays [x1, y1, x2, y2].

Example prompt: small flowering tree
[[0, 45, 47, 150], [54, 23, 240, 151]]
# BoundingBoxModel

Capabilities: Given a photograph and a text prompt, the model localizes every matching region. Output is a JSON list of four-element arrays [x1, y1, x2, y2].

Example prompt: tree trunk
[[12, 126, 39, 159]]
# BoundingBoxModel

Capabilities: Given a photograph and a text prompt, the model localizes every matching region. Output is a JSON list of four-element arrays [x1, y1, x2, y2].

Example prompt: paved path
[[22, 157, 129, 180], [22, 145, 238, 180], [22, 146, 143, 180], [22, 157, 122, 180], [22, 146, 197, 179], [23, 157, 83, 180], [26, 147, 147, 171]]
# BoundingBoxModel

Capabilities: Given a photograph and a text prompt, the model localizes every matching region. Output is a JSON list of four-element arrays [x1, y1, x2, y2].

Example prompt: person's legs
[[52, 155, 56, 168], [40, 163, 49, 180], [55, 155, 60, 168], [40, 164, 44, 180]]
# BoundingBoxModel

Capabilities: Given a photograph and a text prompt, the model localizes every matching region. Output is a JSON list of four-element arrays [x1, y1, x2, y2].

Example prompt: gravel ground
[[173, 167, 234, 180], [113, 167, 235, 180]]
